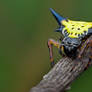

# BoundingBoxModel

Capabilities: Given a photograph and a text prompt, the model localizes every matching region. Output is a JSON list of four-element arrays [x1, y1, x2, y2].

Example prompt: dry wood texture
[[30, 36, 92, 92]]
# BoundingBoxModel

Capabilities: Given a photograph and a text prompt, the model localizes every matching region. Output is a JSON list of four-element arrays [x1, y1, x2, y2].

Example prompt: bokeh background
[[1, 0, 92, 92]]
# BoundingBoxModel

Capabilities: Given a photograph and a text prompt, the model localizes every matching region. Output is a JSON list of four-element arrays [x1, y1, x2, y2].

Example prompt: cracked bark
[[30, 36, 92, 92]]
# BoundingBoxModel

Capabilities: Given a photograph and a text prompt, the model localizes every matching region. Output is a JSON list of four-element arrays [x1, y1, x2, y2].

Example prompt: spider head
[[62, 37, 81, 51]]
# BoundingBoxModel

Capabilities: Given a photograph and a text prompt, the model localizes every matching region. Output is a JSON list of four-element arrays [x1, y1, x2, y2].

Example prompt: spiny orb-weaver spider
[[48, 8, 92, 67]]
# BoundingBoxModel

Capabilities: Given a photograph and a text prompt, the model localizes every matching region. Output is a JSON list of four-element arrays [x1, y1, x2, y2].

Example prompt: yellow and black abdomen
[[61, 20, 92, 39]]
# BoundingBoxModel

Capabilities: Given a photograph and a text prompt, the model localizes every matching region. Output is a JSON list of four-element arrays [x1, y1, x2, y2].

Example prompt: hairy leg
[[78, 38, 92, 58], [47, 39, 62, 67], [78, 38, 92, 69]]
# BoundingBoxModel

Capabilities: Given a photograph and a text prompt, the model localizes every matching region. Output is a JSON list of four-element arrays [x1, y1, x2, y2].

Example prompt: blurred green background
[[1, 0, 92, 92]]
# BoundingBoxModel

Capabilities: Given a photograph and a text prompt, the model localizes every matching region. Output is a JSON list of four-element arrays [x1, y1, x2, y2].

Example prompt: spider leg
[[85, 46, 92, 69], [78, 39, 92, 58], [78, 38, 92, 69], [47, 39, 62, 67]]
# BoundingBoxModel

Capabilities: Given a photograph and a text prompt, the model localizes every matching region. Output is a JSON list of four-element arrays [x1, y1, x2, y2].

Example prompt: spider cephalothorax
[[62, 37, 81, 51], [48, 8, 92, 67]]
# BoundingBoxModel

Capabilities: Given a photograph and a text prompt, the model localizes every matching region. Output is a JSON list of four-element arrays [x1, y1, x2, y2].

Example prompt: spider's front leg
[[47, 39, 64, 67]]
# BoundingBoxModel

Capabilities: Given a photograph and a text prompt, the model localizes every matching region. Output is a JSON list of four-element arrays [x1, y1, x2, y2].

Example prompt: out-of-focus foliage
[[0, 0, 92, 92]]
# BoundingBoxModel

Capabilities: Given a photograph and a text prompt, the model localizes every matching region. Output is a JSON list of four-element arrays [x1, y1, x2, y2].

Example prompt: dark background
[[0, 0, 92, 92]]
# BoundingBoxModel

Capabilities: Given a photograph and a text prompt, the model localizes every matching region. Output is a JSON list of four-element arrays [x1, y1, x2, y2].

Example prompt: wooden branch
[[30, 36, 92, 92]]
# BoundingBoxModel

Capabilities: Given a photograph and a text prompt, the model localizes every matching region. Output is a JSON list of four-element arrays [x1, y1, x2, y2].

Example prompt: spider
[[48, 8, 92, 67]]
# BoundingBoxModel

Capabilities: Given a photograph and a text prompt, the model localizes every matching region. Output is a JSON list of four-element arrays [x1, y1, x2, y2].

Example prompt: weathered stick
[[30, 36, 92, 92]]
